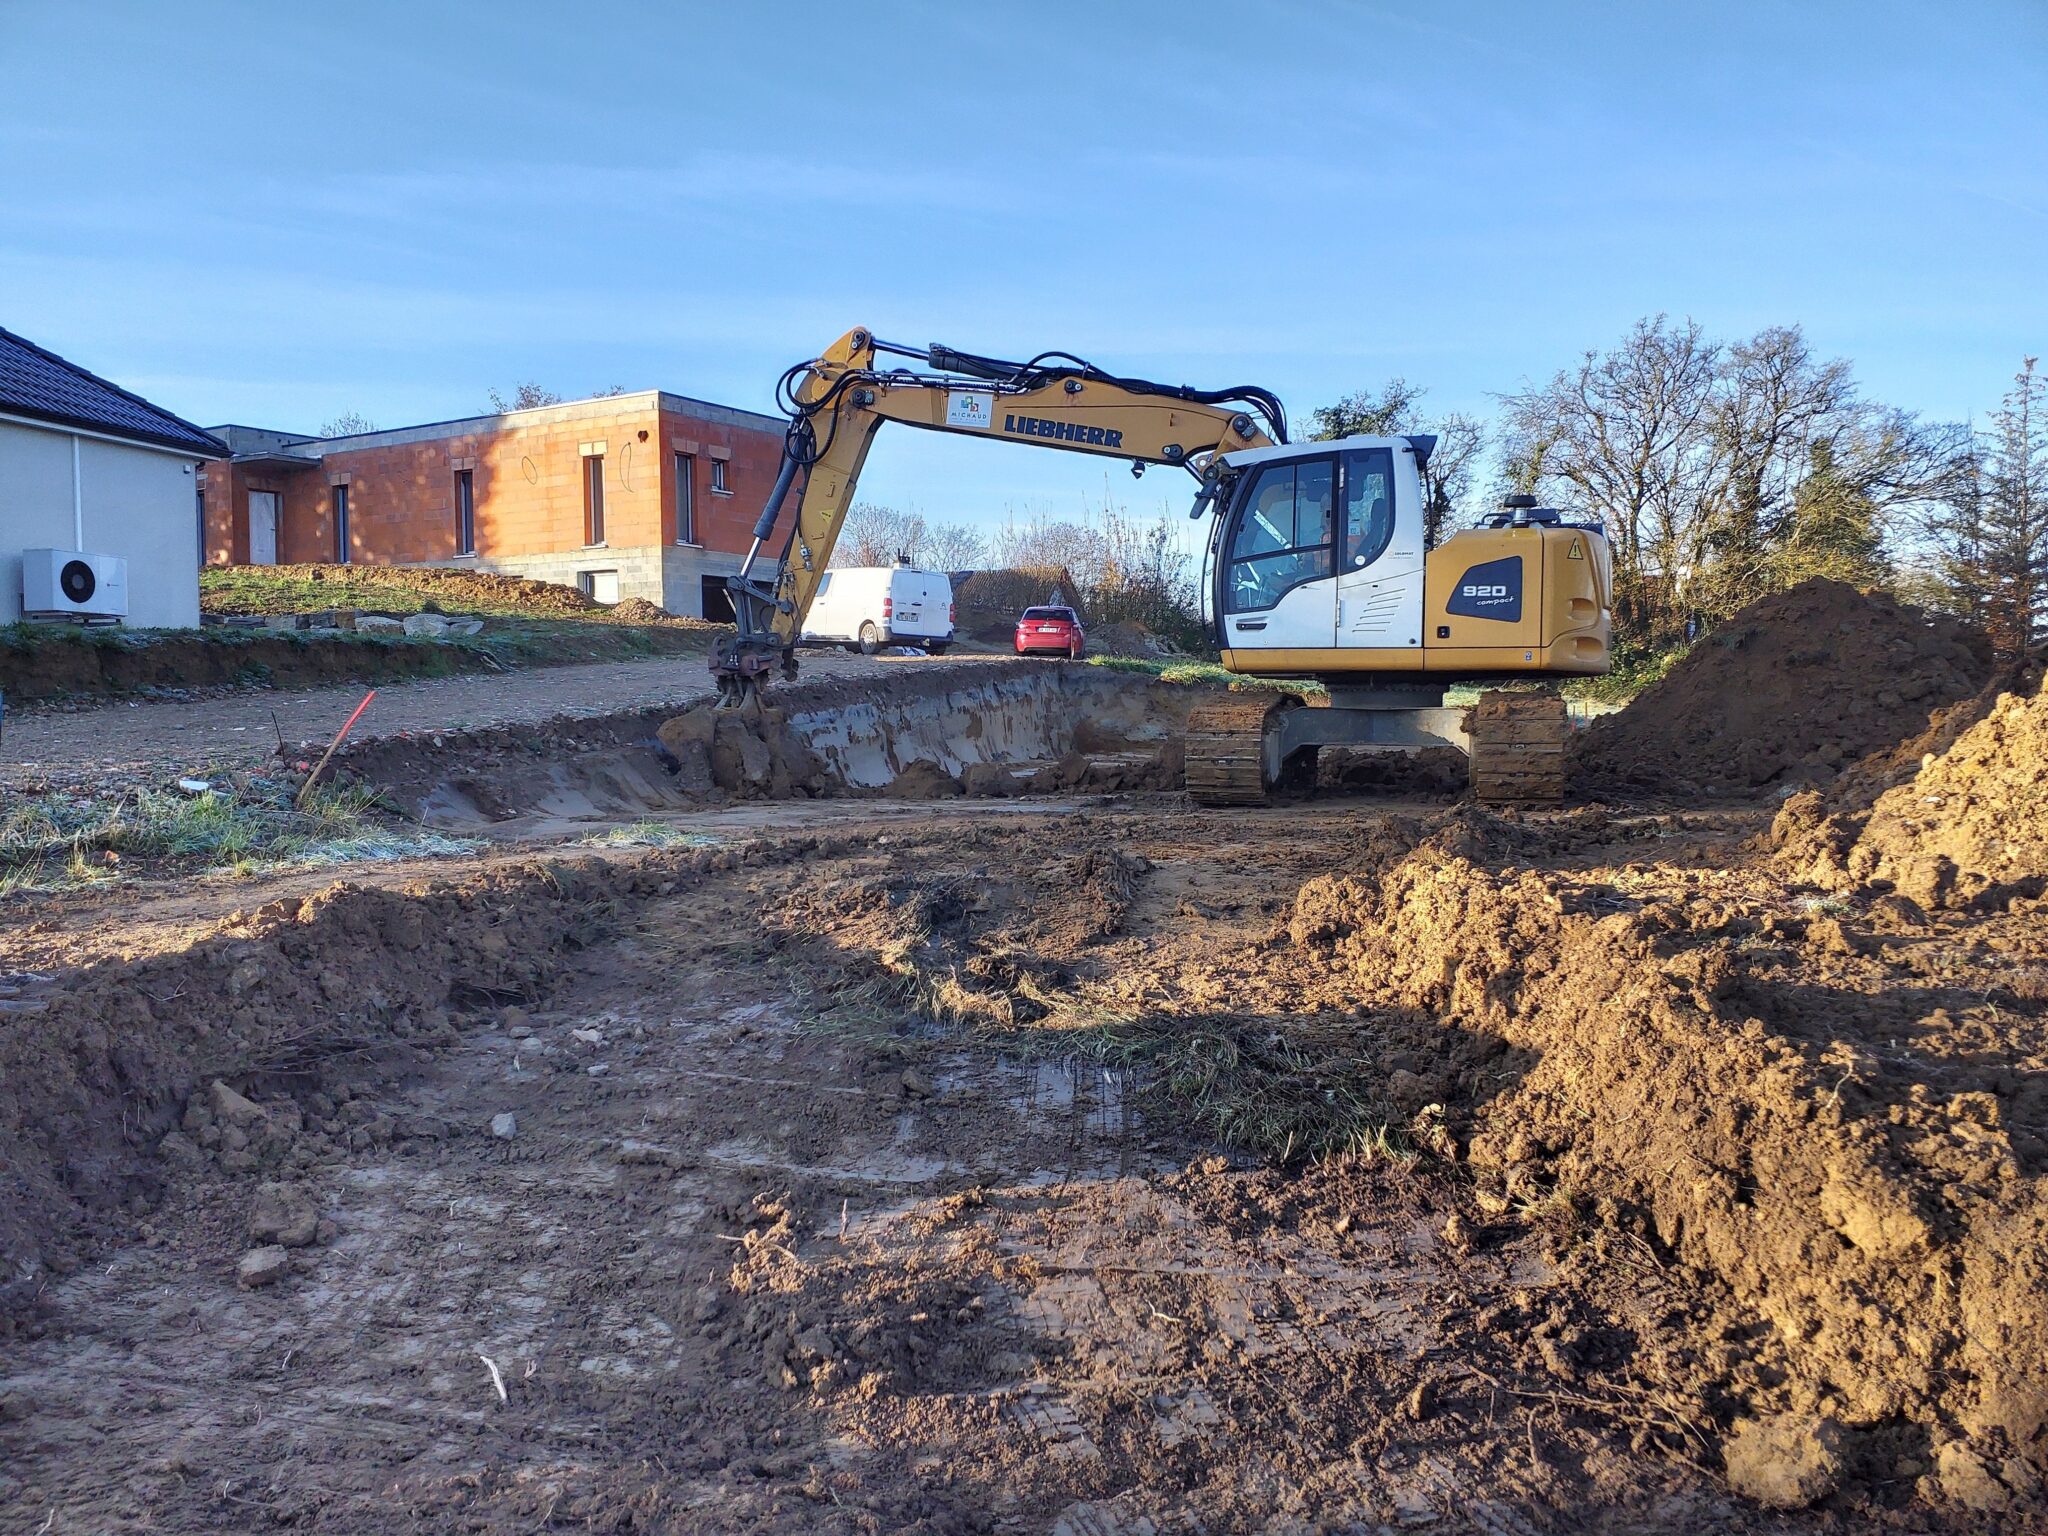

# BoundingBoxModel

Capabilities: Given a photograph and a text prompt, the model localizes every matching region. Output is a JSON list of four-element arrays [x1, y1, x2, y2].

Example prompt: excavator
[[712, 328, 1613, 805]]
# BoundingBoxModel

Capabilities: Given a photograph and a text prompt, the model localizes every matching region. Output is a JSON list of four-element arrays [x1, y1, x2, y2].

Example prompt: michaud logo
[[1004, 414, 1123, 449]]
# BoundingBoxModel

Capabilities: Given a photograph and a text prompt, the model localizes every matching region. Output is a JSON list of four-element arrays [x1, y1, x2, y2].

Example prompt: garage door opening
[[700, 576, 736, 623]]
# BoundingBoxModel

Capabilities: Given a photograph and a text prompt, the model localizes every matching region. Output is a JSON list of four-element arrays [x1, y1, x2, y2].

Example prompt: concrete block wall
[[470, 546, 669, 607], [661, 543, 744, 618]]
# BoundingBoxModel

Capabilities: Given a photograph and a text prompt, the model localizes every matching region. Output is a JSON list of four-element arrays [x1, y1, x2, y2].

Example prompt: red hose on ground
[[296, 689, 377, 807]]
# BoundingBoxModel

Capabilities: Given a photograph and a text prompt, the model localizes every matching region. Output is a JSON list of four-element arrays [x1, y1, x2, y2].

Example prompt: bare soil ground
[[3, 588, 2045, 1533]]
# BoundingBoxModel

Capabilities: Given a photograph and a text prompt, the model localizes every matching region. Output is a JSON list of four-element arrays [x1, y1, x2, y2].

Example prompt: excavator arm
[[712, 327, 1283, 700]]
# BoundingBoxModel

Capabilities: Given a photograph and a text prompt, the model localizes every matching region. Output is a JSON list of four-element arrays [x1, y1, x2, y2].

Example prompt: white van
[[801, 564, 955, 654]]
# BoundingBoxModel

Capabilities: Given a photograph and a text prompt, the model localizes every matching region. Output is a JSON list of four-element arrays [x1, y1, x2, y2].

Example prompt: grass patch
[[1085, 655, 1328, 696], [573, 821, 716, 850], [0, 779, 484, 890], [0, 616, 713, 707]]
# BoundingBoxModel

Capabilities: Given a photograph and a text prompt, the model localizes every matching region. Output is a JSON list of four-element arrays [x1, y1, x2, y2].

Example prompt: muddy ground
[[3, 601, 2045, 1533]]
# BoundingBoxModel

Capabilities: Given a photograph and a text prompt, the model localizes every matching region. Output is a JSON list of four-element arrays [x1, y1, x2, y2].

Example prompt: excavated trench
[[335, 662, 1207, 830]]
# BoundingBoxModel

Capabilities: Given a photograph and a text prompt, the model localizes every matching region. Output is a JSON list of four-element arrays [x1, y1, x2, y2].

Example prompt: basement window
[[710, 458, 730, 496], [334, 484, 351, 563], [583, 453, 606, 545]]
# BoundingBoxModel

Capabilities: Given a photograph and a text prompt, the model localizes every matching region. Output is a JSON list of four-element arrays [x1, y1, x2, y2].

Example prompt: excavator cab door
[[1216, 452, 1338, 651], [1334, 443, 1425, 651]]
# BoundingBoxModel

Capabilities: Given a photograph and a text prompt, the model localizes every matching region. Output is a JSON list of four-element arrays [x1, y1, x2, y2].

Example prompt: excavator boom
[[712, 328, 1281, 697]]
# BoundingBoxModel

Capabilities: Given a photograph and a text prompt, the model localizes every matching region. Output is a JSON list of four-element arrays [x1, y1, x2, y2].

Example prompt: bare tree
[[320, 411, 378, 437], [990, 513, 1108, 576], [1683, 333, 1966, 615], [832, 503, 925, 567], [920, 521, 987, 570], [487, 383, 563, 413], [1499, 316, 1723, 642]]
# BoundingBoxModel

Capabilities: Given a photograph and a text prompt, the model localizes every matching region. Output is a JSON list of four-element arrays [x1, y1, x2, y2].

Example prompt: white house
[[0, 326, 224, 628]]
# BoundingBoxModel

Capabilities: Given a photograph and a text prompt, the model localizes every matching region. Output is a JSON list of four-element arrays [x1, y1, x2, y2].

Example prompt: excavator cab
[[1203, 435, 1434, 665]]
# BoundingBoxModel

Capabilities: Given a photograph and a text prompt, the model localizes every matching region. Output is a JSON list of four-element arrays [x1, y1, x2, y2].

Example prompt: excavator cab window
[[1341, 447, 1396, 571], [1223, 457, 1333, 613]]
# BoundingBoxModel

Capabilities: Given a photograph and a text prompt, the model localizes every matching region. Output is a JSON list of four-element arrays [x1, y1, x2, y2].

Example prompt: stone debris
[[247, 1181, 321, 1248], [236, 1245, 290, 1289]]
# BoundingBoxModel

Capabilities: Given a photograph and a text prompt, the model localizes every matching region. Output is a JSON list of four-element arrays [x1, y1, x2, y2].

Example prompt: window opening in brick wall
[[333, 484, 351, 563], [583, 454, 606, 545], [454, 469, 475, 555], [710, 458, 730, 495], [675, 453, 696, 543]]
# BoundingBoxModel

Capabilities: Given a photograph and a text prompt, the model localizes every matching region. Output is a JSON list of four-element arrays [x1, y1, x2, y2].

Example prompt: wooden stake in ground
[[297, 690, 376, 807]]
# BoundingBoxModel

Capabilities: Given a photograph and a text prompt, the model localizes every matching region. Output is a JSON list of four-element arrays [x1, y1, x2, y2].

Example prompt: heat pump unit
[[20, 549, 129, 620]]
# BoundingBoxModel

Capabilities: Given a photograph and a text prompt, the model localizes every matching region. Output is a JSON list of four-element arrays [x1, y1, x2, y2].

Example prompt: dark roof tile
[[0, 326, 225, 456]]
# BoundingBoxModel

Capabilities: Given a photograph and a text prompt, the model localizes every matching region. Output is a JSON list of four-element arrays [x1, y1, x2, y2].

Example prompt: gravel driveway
[[2, 651, 1004, 783]]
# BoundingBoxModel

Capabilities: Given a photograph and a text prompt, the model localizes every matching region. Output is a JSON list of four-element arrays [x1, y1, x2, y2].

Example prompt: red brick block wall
[[656, 407, 786, 551], [200, 397, 786, 568]]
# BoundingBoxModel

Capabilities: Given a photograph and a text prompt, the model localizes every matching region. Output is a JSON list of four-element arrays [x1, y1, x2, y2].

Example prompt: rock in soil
[[209, 1079, 269, 1128], [236, 1245, 291, 1289], [1722, 1413, 1844, 1509], [247, 1181, 321, 1248]]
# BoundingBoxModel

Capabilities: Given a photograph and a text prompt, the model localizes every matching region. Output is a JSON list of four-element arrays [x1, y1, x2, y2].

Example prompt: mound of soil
[[883, 760, 962, 798], [202, 563, 604, 618], [607, 595, 706, 627], [0, 859, 620, 1301], [1779, 672, 2048, 908], [0, 627, 497, 705], [1286, 823, 2048, 1504], [1575, 580, 1991, 795]]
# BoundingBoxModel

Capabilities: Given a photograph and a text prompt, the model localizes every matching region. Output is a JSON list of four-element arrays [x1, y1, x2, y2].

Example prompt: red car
[[1014, 605, 1085, 658]]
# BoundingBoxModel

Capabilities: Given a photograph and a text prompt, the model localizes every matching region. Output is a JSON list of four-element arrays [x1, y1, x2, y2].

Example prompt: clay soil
[[4, 610, 2046, 1532], [1574, 579, 1993, 796]]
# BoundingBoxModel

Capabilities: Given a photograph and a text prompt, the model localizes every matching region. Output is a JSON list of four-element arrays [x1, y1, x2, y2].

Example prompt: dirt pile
[[0, 859, 620, 1305], [656, 698, 831, 799], [607, 595, 706, 627], [1286, 827, 2048, 1508], [1778, 671, 2048, 907], [201, 562, 606, 618], [1574, 579, 1991, 795]]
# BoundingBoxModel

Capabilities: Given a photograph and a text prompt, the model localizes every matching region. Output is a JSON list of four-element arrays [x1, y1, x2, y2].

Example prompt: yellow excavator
[[712, 328, 1613, 804]]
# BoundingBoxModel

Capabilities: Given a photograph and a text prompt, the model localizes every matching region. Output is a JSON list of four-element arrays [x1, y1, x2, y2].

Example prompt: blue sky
[[2, 0, 2042, 539]]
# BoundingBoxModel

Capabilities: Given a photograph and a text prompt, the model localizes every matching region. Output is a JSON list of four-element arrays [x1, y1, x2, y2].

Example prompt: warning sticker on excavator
[[946, 390, 995, 430], [1568, 539, 1584, 559]]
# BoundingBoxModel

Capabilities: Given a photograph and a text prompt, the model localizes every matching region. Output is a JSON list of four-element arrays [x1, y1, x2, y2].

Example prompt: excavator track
[[1185, 692, 1295, 806], [1468, 691, 1569, 806]]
